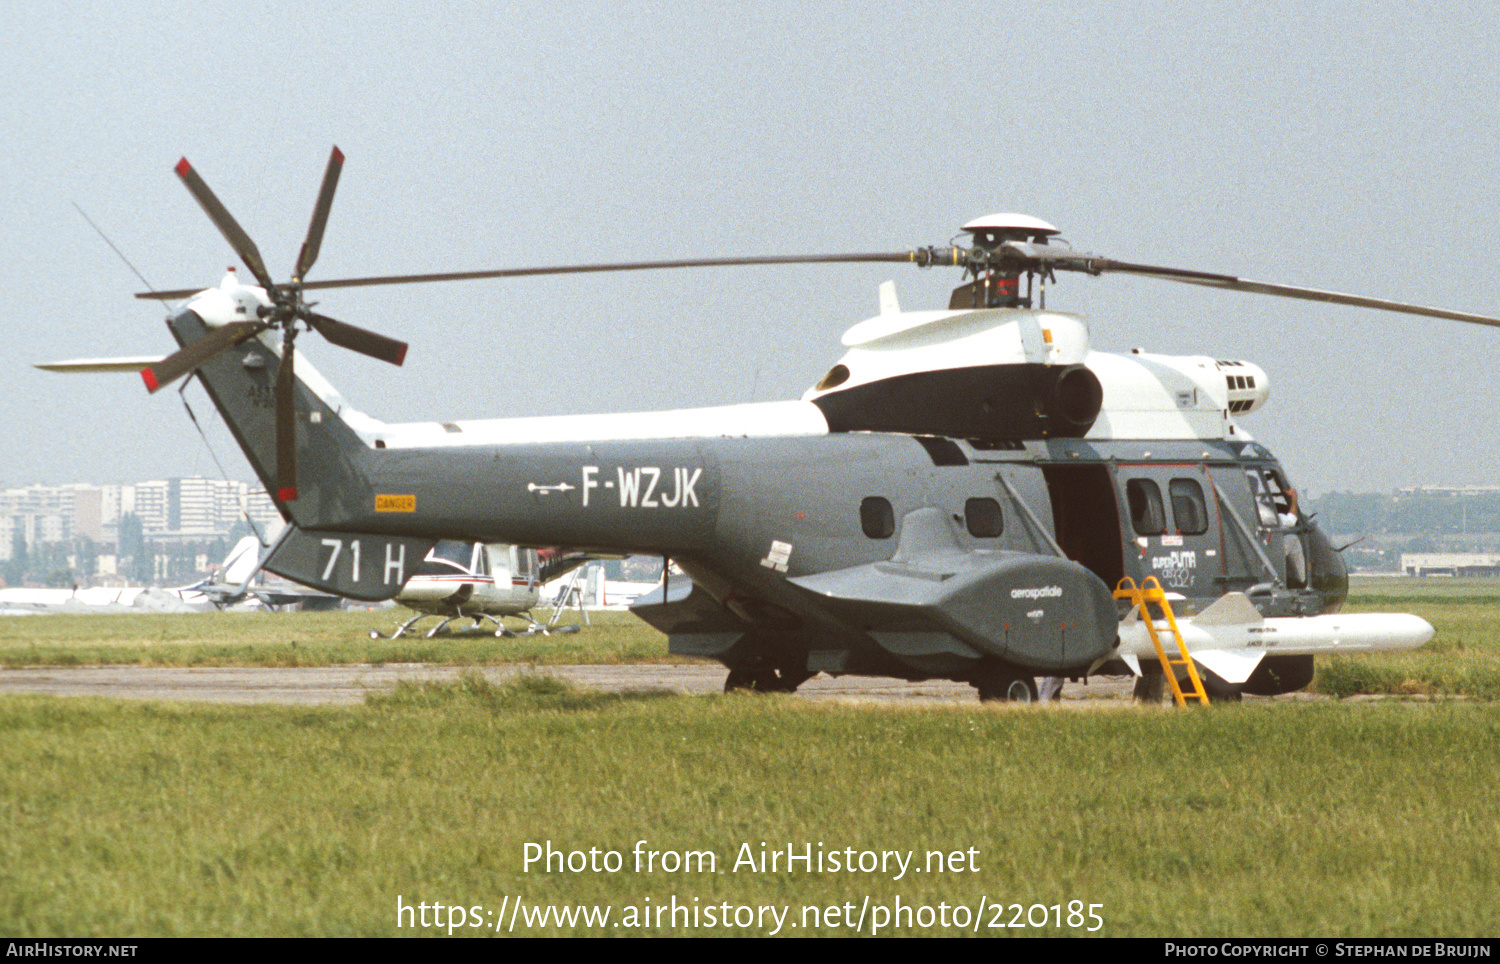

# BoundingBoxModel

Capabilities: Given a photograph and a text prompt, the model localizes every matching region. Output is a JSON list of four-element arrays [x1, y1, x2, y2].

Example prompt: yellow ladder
[[1114, 576, 1209, 707]]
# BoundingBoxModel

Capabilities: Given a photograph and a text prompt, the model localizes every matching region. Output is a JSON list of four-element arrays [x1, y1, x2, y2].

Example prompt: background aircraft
[[0, 535, 273, 614], [370, 542, 586, 639]]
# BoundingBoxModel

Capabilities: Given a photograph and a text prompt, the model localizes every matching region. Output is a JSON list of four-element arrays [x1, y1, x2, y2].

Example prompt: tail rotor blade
[[294, 146, 344, 283], [304, 311, 408, 366], [275, 338, 298, 503], [174, 158, 278, 292], [140, 320, 266, 392]]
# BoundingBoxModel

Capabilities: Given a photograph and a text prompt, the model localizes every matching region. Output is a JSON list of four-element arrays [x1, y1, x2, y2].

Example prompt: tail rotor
[[141, 147, 409, 502]]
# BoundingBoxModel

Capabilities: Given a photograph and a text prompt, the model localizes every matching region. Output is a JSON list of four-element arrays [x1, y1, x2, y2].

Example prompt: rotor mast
[[947, 213, 1061, 310]]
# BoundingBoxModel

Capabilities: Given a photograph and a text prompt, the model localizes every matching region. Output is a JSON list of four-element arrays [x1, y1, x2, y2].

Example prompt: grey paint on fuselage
[[175, 308, 1341, 683]]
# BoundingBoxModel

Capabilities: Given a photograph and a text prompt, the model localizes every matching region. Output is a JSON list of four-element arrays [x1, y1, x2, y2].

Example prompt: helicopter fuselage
[[53, 161, 1460, 703], [162, 293, 1423, 700]]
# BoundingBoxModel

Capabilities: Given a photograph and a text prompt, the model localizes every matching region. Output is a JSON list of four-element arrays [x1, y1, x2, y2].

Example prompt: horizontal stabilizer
[[263, 524, 436, 601]]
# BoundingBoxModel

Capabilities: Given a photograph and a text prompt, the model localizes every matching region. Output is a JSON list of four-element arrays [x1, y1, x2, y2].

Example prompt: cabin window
[[964, 498, 1003, 538], [861, 497, 895, 539], [1170, 478, 1209, 535], [1126, 479, 1165, 536]]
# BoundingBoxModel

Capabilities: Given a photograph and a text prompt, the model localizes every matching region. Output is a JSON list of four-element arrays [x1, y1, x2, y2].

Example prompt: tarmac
[[0, 664, 1146, 706]]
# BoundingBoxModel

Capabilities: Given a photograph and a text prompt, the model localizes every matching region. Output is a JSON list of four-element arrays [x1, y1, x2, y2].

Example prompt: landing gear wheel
[[725, 667, 771, 693], [1132, 674, 1166, 704], [724, 665, 810, 694], [776, 669, 813, 694], [976, 670, 1038, 703]]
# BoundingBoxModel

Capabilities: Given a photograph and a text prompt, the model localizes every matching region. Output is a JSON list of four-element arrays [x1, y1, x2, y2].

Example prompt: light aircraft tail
[[220, 535, 264, 587]]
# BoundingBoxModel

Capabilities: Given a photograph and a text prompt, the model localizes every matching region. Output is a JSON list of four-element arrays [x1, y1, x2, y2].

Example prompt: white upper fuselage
[[187, 279, 1269, 449]]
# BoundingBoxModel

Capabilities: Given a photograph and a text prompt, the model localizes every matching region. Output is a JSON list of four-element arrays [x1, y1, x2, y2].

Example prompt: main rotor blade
[[276, 338, 298, 503], [174, 158, 277, 291], [303, 311, 408, 366], [137, 250, 948, 300], [294, 146, 344, 283], [1002, 242, 1500, 328], [140, 321, 266, 393], [292, 251, 929, 292], [1148, 271, 1500, 328]]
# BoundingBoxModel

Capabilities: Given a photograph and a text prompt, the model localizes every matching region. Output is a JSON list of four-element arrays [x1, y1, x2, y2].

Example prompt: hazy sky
[[4, 2, 1498, 495]]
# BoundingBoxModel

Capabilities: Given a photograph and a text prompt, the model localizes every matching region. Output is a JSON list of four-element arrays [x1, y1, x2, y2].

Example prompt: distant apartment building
[[0, 478, 282, 565], [130, 477, 280, 539]]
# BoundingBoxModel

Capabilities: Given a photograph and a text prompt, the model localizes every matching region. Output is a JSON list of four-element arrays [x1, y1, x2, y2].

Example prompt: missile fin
[[1190, 647, 1265, 685], [1193, 591, 1264, 626]]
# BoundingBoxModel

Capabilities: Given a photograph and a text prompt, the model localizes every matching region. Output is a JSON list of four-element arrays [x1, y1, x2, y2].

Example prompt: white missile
[[1110, 592, 1435, 683]]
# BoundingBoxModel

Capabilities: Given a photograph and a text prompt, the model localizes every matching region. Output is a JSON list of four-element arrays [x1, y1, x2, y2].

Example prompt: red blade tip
[[140, 368, 160, 392], [175, 157, 192, 177]]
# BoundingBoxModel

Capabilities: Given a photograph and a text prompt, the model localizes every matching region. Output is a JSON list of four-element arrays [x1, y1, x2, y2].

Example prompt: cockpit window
[[1245, 470, 1282, 528], [432, 541, 471, 565], [1262, 470, 1294, 514], [1126, 479, 1165, 536], [414, 540, 476, 577]]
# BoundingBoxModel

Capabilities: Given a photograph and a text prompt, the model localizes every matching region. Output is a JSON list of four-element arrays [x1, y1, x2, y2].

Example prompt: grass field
[[1, 579, 1498, 937], [0, 609, 670, 668], [1, 577, 1497, 700]]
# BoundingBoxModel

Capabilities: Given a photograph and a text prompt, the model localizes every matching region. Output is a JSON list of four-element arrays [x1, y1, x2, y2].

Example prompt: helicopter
[[369, 541, 587, 639], [54, 147, 1491, 702]]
